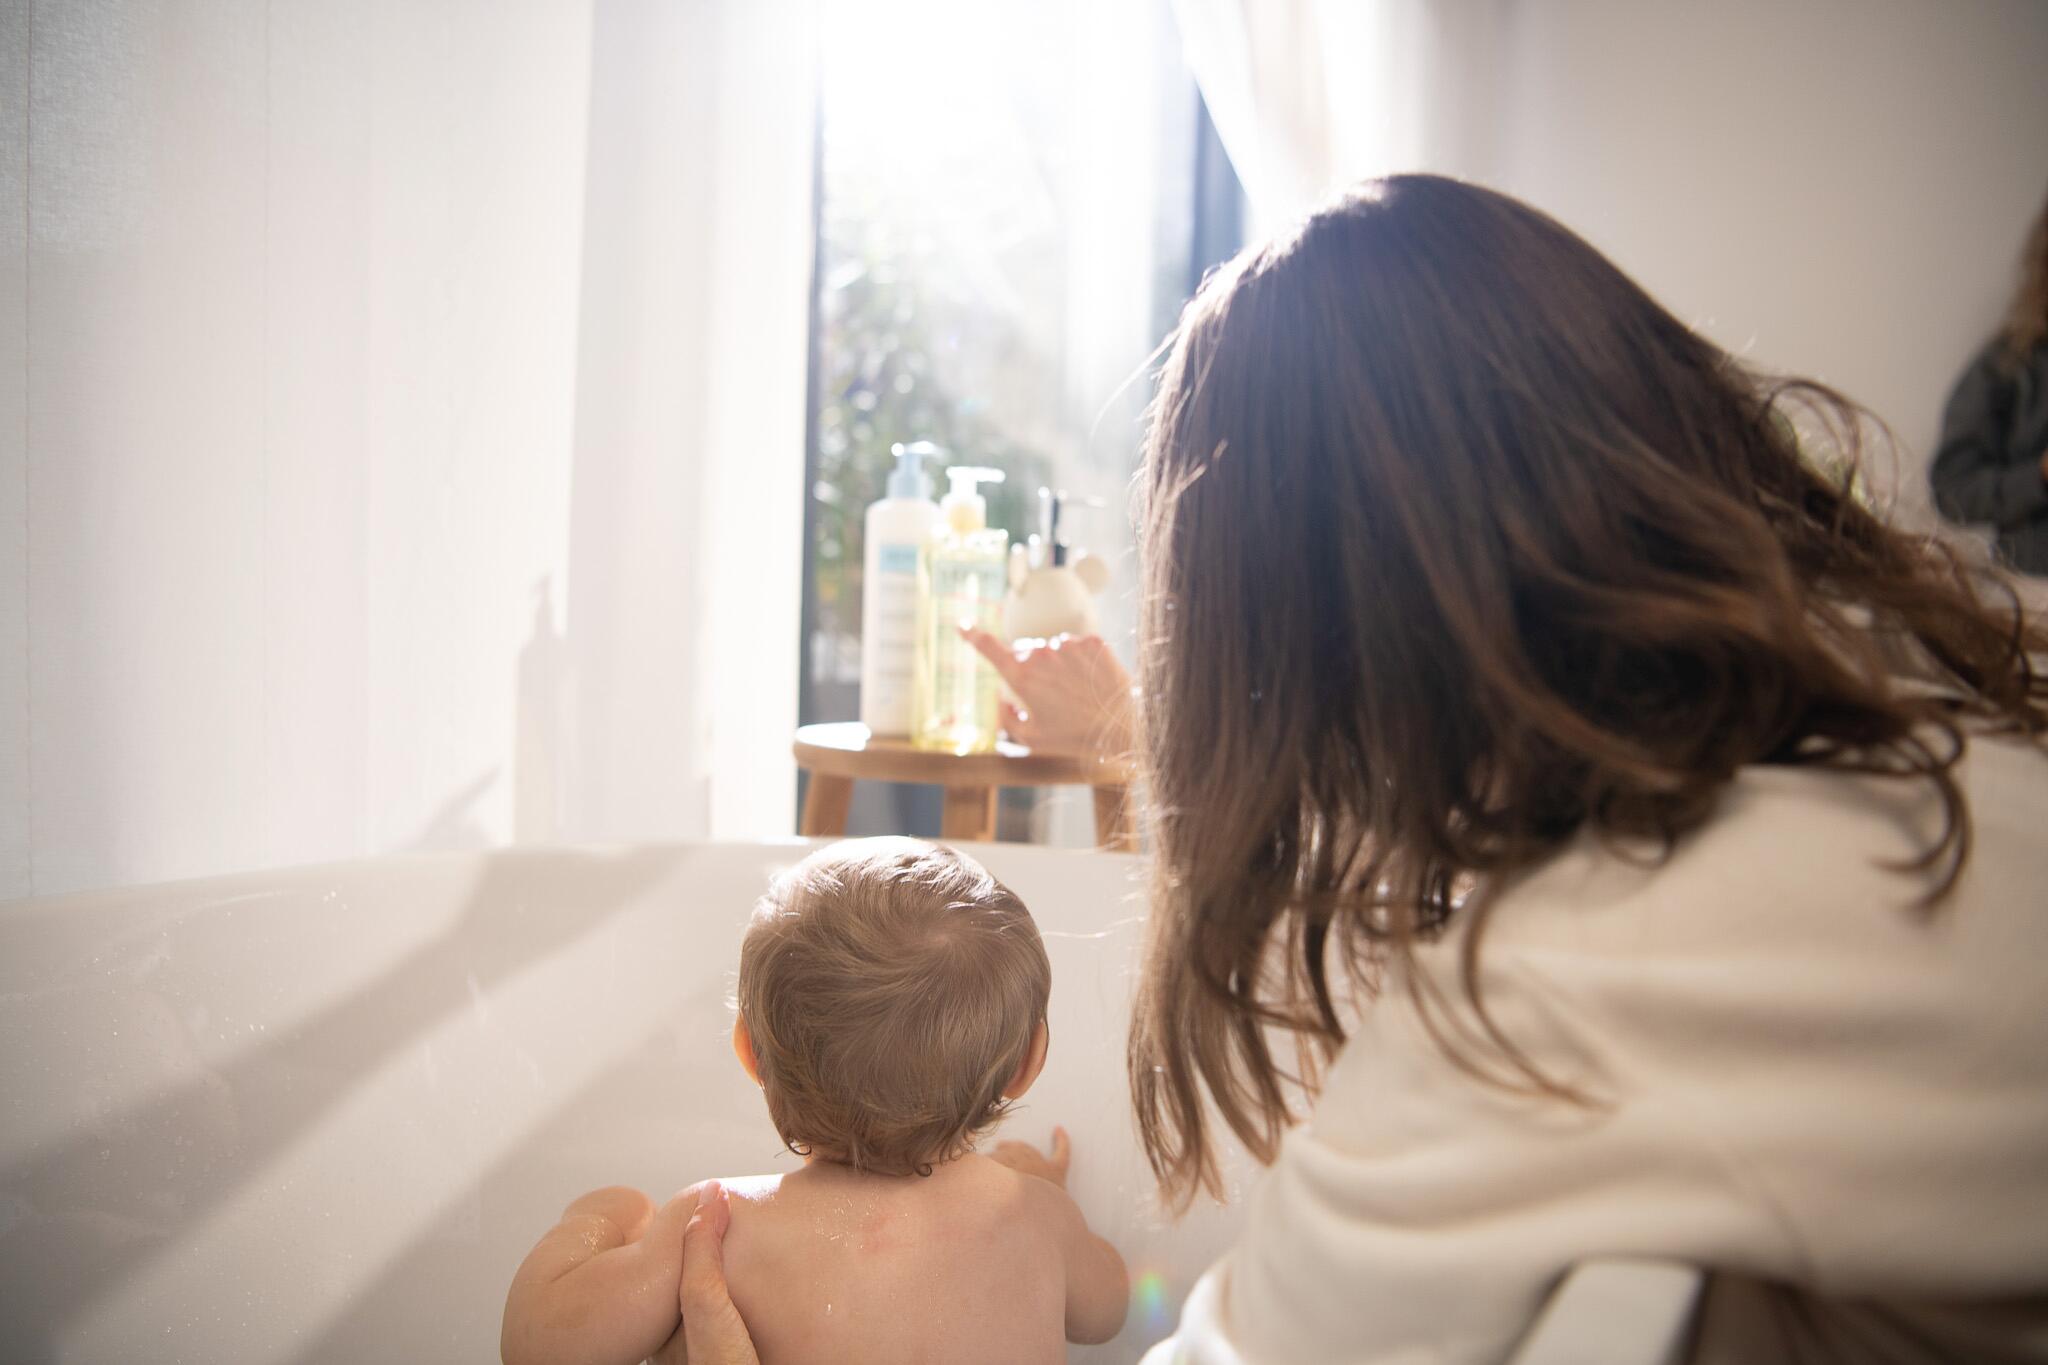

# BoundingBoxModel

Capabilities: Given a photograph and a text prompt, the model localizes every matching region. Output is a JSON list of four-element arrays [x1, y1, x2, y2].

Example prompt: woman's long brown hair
[[1130, 174, 2048, 1208], [2001, 185, 2048, 363]]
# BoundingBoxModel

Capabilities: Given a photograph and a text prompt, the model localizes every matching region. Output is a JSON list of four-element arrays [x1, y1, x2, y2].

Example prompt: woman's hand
[[961, 629, 1136, 761], [650, 1181, 760, 1365], [991, 1126, 1073, 1189]]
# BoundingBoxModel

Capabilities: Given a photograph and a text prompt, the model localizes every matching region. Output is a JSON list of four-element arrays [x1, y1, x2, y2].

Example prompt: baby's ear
[[732, 1015, 765, 1086], [1001, 1018, 1051, 1101]]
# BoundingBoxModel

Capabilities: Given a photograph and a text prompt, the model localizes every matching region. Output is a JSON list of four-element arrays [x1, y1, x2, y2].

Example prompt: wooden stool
[[793, 722, 1137, 852]]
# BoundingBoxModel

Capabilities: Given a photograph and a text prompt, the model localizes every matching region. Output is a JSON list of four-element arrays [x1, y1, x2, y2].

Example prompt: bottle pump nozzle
[[1028, 486, 1106, 567], [888, 441, 941, 500], [941, 466, 1004, 534], [1037, 487, 1067, 566]]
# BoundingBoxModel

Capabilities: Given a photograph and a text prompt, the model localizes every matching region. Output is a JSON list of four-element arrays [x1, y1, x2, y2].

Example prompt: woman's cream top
[[1150, 735, 2048, 1364]]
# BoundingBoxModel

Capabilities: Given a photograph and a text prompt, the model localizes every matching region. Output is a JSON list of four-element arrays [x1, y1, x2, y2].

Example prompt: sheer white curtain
[[1169, 0, 1505, 236], [0, 0, 815, 900]]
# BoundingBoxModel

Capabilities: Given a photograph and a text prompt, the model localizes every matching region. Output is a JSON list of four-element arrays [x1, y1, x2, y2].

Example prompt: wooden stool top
[[792, 722, 1134, 788]]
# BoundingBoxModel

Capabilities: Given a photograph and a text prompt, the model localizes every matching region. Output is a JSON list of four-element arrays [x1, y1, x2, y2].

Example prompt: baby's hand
[[991, 1125, 1072, 1188], [999, 1127, 1127, 1345]]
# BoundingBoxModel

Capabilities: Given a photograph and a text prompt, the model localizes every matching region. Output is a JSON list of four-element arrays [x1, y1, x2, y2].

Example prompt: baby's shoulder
[[646, 1172, 782, 1217], [699, 1173, 797, 1279], [691, 1172, 785, 1229], [948, 1151, 1035, 1193], [707, 1172, 784, 1203], [947, 1154, 1075, 1231]]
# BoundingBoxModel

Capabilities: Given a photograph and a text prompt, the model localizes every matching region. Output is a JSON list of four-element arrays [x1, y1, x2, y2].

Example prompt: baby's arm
[[994, 1128, 1131, 1345], [501, 1182, 706, 1365], [1048, 1179, 1131, 1344]]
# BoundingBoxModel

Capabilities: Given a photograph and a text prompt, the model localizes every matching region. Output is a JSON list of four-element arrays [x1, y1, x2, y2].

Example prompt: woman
[[1931, 186, 2048, 576], [689, 176, 2048, 1362]]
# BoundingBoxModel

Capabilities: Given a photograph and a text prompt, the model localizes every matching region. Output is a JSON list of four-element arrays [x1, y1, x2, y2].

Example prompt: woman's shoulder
[[1288, 736, 2048, 1312], [1493, 732, 2046, 959], [1395, 735, 2048, 1182], [1382, 733, 2048, 1140]]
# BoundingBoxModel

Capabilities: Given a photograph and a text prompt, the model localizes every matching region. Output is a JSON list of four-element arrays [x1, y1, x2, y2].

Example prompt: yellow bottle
[[913, 467, 1008, 754]]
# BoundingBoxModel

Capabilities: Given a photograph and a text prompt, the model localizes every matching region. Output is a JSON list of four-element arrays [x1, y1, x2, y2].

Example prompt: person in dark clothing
[[1931, 187, 2048, 575]]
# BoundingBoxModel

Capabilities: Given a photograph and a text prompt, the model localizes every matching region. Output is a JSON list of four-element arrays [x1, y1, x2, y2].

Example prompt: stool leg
[[940, 785, 998, 843], [1092, 783, 1137, 852], [800, 773, 854, 837]]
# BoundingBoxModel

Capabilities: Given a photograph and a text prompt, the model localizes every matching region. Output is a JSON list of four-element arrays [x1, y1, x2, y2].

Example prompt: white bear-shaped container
[[1001, 489, 1110, 641]]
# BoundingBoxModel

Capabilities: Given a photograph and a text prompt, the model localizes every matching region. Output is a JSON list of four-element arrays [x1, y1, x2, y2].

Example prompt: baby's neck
[[793, 1149, 975, 1182]]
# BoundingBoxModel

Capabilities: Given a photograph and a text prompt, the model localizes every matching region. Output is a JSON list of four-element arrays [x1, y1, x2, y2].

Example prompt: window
[[799, 0, 1244, 840]]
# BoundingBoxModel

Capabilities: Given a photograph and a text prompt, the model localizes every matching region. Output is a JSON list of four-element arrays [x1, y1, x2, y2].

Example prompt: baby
[[502, 837, 1129, 1364]]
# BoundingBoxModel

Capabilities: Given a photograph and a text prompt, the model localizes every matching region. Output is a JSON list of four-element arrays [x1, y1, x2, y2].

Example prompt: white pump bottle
[[859, 442, 942, 737]]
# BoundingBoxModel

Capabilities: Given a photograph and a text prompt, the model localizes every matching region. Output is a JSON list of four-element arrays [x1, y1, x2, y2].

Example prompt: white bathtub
[[0, 841, 1253, 1364]]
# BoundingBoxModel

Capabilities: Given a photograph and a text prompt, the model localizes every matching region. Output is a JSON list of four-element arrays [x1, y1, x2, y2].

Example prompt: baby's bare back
[[718, 1154, 1068, 1365]]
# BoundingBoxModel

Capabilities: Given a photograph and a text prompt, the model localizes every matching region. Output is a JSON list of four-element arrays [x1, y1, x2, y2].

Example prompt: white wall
[[6, 0, 591, 899], [0, 0, 814, 900], [1464, 0, 2048, 492]]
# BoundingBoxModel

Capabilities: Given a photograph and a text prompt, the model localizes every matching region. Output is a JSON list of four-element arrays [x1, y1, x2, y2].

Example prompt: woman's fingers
[[1050, 1125, 1071, 1177], [679, 1182, 760, 1365], [999, 698, 1035, 746], [966, 627, 1136, 757], [961, 626, 1031, 692]]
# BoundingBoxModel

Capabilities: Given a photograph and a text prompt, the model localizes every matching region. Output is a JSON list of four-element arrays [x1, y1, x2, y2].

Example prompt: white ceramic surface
[[0, 841, 1249, 1364]]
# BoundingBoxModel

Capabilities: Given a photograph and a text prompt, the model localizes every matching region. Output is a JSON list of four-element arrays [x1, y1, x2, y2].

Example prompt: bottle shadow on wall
[[514, 577, 565, 846]]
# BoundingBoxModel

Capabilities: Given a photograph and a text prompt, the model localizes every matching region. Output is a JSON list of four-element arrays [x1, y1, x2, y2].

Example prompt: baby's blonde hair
[[738, 837, 1051, 1177]]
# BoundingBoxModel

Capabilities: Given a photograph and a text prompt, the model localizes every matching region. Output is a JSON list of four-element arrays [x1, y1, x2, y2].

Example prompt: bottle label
[[862, 538, 925, 735]]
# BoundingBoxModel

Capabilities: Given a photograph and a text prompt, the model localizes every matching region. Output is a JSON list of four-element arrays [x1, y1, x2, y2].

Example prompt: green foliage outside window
[[811, 207, 1057, 674]]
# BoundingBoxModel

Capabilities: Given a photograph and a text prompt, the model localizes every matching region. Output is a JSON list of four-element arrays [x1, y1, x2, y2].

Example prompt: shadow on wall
[[403, 770, 500, 852], [0, 846, 677, 1362], [402, 576, 566, 857], [515, 579, 566, 845], [397, 577, 564, 857]]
